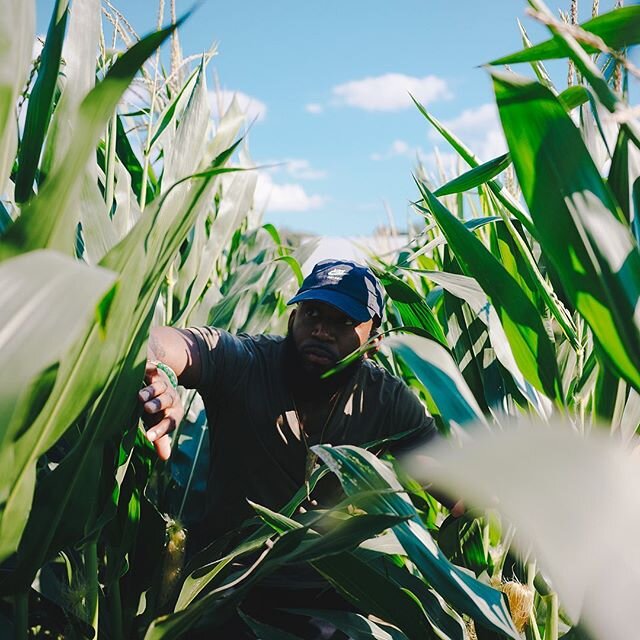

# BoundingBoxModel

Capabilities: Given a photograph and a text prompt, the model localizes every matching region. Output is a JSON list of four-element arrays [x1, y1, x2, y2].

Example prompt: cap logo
[[326, 267, 348, 281]]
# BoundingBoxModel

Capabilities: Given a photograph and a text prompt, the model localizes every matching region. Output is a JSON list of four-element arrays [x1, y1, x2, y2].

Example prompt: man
[[140, 259, 435, 544]]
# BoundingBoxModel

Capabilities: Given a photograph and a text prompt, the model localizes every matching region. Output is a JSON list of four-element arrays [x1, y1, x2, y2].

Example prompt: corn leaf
[[313, 445, 520, 639], [0, 145, 237, 588], [0, 250, 115, 561], [377, 270, 448, 347], [490, 6, 640, 65], [493, 71, 640, 391], [0, 0, 34, 194], [284, 609, 409, 640], [357, 550, 467, 640], [14, 0, 69, 202], [145, 528, 311, 640], [249, 506, 439, 639], [420, 269, 553, 417], [388, 333, 484, 426], [434, 152, 511, 197], [419, 182, 562, 401], [40, 0, 101, 179], [237, 611, 305, 640], [412, 96, 535, 238], [558, 86, 590, 112], [1, 19, 182, 260], [405, 421, 640, 640]]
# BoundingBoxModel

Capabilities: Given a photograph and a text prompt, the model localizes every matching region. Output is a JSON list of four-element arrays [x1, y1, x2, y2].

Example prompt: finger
[[145, 361, 158, 375], [142, 410, 163, 428], [138, 379, 168, 403], [146, 416, 175, 443], [154, 434, 172, 460], [144, 362, 158, 383], [143, 391, 174, 415]]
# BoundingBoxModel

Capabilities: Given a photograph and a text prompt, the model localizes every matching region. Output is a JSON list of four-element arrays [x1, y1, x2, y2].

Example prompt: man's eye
[[305, 308, 319, 318], [344, 319, 355, 327]]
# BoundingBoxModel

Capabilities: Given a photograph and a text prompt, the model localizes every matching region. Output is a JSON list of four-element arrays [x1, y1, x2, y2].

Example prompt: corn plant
[[2, 1, 639, 639], [154, 2, 640, 639], [0, 1, 304, 637]]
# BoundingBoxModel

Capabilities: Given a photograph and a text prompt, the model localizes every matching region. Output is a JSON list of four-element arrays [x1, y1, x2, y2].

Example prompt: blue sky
[[36, 1, 625, 236]]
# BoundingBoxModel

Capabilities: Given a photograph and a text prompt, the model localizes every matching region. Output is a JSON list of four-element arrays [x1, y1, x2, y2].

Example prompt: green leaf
[[0, 201, 14, 234], [252, 502, 409, 564], [388, 333, 485, 426], [490, 6, 640, 64], [238, 610, 305, 640], [0, 250, 115, 561], [558, 86, 590, 112], [274, 255, 304, 288], [418, 268, 553, 417], [313, 445, 520, 639], [438, 513, 493, 576], [358, 551, 467, 640], [377, 270, 448, 347], [517, 18, 554, 90], [286, 609, 409, 640], [434, 153, 511, 197], [608, 128, 634, 225], [230, 503, 439, 639], [40, 0, 101, 181], [115, 115, 154, 204], [0, 0, 34, 194], [1, 18, 183, 260], [411, 96, 536, 238], [310, 552, 438, 639], [418, 181, 562, 401], [493, 70, 640, 391], [0, 143, 238, 589], [148, 64, 200, 151], [146, 528, 310, 640], [14, 0, 69, 202]]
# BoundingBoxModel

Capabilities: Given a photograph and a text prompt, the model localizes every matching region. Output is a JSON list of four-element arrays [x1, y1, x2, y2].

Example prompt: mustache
[[299, 341, 338, 360]]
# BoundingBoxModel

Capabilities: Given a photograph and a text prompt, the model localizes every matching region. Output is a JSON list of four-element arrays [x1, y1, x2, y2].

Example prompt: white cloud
[[255, 171, 327, 213], [283, 158, 327, 180], [437, 103, 498, 134], [332, 73, 451, 112], [305, 103, 323, 114], [371, 139, 422, 161], [209, 89, 267, 122], [261, 158, 327, 180], [430, 103, 507, 162]]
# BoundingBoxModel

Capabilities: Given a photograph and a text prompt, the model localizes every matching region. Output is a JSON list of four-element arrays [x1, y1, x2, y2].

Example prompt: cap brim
[[287, 289, 372, 323]]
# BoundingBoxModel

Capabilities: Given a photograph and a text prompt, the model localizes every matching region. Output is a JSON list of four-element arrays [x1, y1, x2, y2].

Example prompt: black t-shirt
[[188, 327, 435, 540]]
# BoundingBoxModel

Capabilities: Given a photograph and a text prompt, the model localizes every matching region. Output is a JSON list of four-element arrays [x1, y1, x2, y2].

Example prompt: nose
[[311, 319, 334, 341]]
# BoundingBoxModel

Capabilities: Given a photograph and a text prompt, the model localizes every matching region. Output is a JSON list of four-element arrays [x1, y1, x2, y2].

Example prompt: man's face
[[289, 300, 374, 375]]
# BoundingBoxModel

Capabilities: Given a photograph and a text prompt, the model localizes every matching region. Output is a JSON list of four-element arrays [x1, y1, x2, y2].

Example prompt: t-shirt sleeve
[[386, 382, 437, 456], [186, 326, 253, 399]]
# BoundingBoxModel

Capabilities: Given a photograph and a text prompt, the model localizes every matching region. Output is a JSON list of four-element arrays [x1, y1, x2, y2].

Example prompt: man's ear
[[287, 309, 296, 333], [365, 330, 382, 359]]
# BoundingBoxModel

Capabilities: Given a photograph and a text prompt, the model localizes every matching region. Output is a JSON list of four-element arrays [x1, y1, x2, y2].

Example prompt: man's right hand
[[139, 362, 185, 460]]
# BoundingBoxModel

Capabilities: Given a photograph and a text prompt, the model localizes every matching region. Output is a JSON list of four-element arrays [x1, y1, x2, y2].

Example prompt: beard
[[283, 331, 363, 400]]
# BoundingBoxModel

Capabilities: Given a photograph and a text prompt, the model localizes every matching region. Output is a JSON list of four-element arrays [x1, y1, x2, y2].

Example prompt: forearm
[[148, 326, 202, 388]]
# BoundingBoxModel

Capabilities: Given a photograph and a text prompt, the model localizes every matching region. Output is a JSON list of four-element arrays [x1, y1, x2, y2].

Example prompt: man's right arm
[[139, 327, 202, 460], [147, 326, 202, 388]]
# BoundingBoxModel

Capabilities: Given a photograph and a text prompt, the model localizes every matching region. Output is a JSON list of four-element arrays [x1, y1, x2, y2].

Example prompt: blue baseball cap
[[287, 259, 385, 324]]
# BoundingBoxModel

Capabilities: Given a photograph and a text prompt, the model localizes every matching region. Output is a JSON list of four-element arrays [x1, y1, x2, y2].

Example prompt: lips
[[300, 343, 337, 365]]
